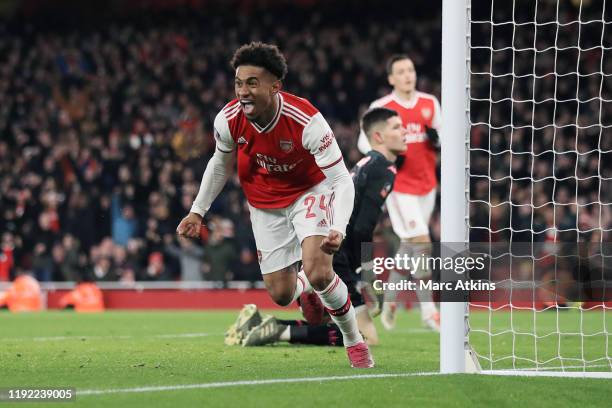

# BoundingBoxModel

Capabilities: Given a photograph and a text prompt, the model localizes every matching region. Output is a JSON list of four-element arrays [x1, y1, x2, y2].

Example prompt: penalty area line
[[78, 372, 441, 396]]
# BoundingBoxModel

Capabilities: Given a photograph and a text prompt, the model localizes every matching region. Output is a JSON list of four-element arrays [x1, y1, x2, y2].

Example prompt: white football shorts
[[248, 182, 332, 274], [386, 189, 436, 240]]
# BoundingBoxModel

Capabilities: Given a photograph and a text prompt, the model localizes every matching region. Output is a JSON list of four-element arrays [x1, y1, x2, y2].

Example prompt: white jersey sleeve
[[212, 111, 236, 153], [302, 112, 343, 168], [190, 111, 235, 217], [357, 129, 372, 154], [302, 113, 355, 236], [431, 96, 442, 131], [357, 100, 382, 154]]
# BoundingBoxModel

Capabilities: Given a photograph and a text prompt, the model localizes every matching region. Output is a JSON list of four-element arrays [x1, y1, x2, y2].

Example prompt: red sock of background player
[[315, 274, 363, 347]]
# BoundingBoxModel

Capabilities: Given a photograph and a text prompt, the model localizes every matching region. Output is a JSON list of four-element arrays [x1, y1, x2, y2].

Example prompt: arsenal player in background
[[358, 54, 442, 332], [177, 42, 374, 368]]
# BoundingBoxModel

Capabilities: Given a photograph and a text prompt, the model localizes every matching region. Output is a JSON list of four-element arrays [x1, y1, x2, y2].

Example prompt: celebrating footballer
[[177, 42, 374, 368]]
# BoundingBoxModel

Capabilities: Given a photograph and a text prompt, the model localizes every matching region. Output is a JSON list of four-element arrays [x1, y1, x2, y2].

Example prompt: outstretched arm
[[189, 147, 233, 217], [302, 113, 355, 253], [319, 159, 354, 237], [177, 111, 235, 238]]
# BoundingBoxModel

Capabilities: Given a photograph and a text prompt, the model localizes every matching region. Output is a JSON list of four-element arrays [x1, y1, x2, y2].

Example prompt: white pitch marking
[[77, 372, 442, 396], [482, 369, 612, 379], [0, 333, 219, 342], [516, 364, 612, 372]]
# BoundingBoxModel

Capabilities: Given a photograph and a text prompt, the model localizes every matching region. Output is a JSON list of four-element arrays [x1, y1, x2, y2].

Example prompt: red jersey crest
[[279, 139, 294, 153]]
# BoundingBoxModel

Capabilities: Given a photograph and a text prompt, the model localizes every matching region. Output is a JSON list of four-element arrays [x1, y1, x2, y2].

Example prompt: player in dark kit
[[235, 107, 408, 347]]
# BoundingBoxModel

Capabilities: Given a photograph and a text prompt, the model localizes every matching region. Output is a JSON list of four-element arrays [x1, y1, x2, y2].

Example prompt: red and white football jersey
[[214, 91, 343, 209], [370, 91, 441, 195]]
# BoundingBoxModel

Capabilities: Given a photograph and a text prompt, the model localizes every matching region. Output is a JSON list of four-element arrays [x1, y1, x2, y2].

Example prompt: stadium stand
[[1, 0, 607, 286], [0, 0, 441, 283]]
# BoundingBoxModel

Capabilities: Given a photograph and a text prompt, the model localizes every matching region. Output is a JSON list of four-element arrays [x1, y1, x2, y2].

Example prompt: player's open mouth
[[240, 100, 255, 115]]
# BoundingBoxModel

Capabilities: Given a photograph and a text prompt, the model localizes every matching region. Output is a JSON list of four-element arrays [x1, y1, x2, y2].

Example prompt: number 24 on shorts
[[303, 194, 326, 219]]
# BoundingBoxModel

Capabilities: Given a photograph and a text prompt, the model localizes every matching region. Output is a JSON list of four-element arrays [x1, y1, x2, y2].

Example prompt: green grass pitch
[[0, 309, 609, 407]]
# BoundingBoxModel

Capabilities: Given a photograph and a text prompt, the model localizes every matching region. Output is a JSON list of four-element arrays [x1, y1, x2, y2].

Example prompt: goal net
[[465, 0, 611, 375]]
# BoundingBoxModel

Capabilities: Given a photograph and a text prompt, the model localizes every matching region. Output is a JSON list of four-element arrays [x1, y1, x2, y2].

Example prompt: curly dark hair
[[230, 42, 288, 80]]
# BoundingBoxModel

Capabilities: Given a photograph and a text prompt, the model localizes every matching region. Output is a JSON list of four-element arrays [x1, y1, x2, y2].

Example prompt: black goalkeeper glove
[[425, 127, 440, 150]]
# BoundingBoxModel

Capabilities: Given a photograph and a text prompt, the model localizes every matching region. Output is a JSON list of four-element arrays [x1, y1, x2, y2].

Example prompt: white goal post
[[441, 0, 611, 377], [440, 0, 469, 374]]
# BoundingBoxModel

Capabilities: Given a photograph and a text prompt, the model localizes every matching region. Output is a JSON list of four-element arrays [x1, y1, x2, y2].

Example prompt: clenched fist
[[176, 212, 203, 238], [320, 229, 344, 255]]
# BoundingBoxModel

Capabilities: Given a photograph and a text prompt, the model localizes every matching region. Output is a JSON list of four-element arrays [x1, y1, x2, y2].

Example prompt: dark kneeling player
[[227, 107, 407, 347]]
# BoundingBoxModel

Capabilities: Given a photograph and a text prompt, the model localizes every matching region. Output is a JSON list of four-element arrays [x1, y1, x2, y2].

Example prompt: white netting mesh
[[467, 0, 611, 372]]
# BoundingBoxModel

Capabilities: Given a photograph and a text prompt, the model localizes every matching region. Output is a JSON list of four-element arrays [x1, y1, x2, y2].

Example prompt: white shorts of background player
[[386, 189, 436, 241]]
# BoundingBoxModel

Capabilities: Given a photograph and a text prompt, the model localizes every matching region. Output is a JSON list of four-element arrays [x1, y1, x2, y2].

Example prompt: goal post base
[[465, 345, 481, 373]]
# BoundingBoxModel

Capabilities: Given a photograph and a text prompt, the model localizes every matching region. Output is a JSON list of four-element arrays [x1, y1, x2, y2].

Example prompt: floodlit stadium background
[[0, 0, 442, 290]]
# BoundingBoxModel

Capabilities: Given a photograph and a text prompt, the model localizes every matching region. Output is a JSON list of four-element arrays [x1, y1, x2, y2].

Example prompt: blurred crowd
[[1, 0, 608, 284], [0, 0, 440, 282], [468, 0, 611, 244]]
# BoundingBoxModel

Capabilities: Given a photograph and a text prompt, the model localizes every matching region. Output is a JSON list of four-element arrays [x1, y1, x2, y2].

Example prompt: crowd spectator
[[469, 0, 611, 244], [0, 0, 608, 283], [0, 0, 441, 282], [202, 217, 239, 284]]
